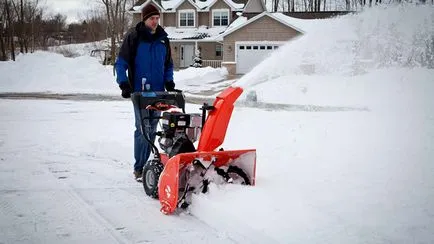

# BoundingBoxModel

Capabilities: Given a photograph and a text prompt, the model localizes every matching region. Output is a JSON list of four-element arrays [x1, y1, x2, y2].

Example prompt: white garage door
[[236, 44, 280, 74]]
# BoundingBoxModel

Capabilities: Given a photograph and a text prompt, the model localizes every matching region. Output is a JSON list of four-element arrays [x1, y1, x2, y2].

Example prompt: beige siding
[[163, 13, 176, 27], [198, 12, 209, 26], [170, 42, 181, 69], [169, 41, 194, 69], [209, 0, 231, 26], [160, 14, 165, 27], [133, 11, 166, 26], [170, 41, 222, 69], [222, 62, 236, 74], [177, 1, 198, 28], [197, 42, 223, 61], [178, 1, 197, 10], [223, 15, 301, 62], [210, 0, 231, 10]]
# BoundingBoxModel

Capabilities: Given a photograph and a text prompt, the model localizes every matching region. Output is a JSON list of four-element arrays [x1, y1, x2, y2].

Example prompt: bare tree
[[345, 0, 351, 10], [22, 0, 39, 52], [1, 1, 6, 60], [100, 0, 129, 64], [14, 0, 39, 53], [272, 0, 280, 11], [4, 0, 15, 60], [118, 0, 127, 42], [314, 0, 321, 11]]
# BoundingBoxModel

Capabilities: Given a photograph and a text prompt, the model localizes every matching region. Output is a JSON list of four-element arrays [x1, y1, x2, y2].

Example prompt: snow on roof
[[131, 0, 164, 12], [202, 0, 244, 10], [167, 0, 201, 11], [270, 13, 319, 33], [195, 0, 214, 9], [222, 12, 307, 37], [132, 0, 244, 12], [165, 26, 227, 41], [225, 14, 248, 32], [161, 0, 184, 10]]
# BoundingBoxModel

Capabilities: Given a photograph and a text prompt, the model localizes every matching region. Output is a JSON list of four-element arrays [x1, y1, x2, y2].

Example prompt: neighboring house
[[129, 0, 306, 74]]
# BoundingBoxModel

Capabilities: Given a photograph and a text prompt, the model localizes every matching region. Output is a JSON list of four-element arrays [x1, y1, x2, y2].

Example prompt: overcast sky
[[43, 0, 102, 23]]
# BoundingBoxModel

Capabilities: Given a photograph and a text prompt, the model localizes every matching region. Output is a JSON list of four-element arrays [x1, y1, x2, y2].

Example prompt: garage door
[[236, 44, 280, 74]]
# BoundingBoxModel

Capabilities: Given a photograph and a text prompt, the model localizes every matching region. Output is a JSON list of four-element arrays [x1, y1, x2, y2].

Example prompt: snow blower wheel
[[131, 87, 257, 215], [227, 165, 251, 185], [142, 159, 164, 199]]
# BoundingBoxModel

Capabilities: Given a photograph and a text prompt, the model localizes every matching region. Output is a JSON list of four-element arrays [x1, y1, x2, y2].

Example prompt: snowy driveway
[[0, 99, 236, 244]]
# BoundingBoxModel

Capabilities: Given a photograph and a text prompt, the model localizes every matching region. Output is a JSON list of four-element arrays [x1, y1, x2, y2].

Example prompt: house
[[129, 0, 305, 74]]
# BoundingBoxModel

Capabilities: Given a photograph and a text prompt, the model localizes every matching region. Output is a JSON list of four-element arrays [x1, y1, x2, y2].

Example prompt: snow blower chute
[[132, 86, 256, 215]]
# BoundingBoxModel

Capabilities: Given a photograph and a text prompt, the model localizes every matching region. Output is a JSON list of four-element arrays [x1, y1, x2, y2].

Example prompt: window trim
[[215, 44, 223, 57], [212, 9, 230, 27], [178, 9, 195, 27]]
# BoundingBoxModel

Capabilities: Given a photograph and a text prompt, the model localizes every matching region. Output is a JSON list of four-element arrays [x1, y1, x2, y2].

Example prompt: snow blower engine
[[158, 110, 202, 158], [132, 87, 256, 215]]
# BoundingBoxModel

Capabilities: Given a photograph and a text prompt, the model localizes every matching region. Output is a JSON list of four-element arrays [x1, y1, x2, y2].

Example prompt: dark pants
[[132, 101, 160, 173]]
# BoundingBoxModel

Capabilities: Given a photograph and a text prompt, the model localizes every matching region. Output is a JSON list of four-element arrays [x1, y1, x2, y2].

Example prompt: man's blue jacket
[[115, 22, 174, 92]]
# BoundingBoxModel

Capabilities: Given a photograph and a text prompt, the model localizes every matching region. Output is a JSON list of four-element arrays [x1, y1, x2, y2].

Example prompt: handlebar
[[131, 90, 186, 112]]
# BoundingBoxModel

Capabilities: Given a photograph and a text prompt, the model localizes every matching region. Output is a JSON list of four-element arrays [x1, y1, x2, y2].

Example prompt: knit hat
[[141, 4, 160, 21]]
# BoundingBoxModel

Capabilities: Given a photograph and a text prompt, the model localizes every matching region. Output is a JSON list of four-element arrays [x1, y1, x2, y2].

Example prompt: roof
[[243, 0, 266, 13], [224, 13, 248, 32], [130, 0, 244, 13], [201, 0, 244, 10], [222, 12, 306, 37], [166, 0, 202, 11], [164, 11, 309, 41], [131, 0, 164, 12], [165, 26, 227, 41]]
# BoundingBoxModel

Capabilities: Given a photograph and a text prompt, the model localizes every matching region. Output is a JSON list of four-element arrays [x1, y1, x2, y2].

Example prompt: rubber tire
[[227, 166, 251, 185], [142, 159, 164, 199]]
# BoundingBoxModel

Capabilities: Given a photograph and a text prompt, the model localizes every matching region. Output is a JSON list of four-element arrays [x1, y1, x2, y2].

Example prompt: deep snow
[[1, 4, 434, 244]]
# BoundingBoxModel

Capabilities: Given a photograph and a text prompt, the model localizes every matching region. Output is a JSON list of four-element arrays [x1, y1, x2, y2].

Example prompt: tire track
[[63, 188, 131, 244], [43, 154, 233, 243]]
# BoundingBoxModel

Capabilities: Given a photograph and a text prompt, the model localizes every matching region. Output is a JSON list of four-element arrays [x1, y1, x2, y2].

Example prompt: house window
[[179, 10, 195, 27], [216, 45, 223, 57], [212, 9, 229, 26]]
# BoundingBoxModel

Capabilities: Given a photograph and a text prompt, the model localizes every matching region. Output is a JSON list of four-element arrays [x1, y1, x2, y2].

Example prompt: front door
[[180, 44, 194, 68]]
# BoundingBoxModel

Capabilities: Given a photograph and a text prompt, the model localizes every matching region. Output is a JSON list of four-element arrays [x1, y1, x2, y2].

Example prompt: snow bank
[[0, 51, 119, 94], [0, 51, 228, 96], [236, 5, 434, 87]]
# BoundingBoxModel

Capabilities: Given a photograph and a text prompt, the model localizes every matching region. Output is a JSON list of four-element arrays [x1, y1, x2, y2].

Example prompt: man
[[114, 3, 175, 181]]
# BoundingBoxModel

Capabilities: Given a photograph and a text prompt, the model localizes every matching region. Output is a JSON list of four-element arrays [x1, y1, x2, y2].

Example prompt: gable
[[131, 0, 244, 12], [209, 0, 231, 10], [243, 0, 266, 13], [178, 0, 197, 10], [222, 12, 304, 37], [130, 0, 164, 12], [202, 0, 244, 11], [226, 15, 300, 39]]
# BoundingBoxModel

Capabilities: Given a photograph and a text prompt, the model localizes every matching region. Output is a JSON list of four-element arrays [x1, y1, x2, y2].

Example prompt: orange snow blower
[[132, 86, 256, 215]]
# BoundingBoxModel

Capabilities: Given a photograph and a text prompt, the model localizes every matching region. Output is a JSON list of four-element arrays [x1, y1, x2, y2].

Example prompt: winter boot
[[134, 170, 142, 182]]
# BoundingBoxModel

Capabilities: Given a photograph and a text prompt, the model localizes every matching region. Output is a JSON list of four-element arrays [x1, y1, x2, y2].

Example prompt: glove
[[119, 82, 132, 99], [165, 81, 175, 91]]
